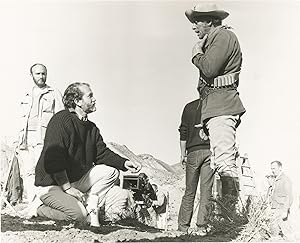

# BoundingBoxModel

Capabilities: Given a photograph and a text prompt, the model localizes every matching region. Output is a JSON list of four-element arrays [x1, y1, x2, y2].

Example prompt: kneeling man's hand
[[125, 160, 142, 173], [65, 187, 84, 203]]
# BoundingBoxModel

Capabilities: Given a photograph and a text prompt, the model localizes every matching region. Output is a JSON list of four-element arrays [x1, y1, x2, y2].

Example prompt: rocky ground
[[0, 143, 234, 243], [1, 173, 234, 243], [1, 142, 299, 242], [1, 210, 234, 243], [1, 193, 238, 243]]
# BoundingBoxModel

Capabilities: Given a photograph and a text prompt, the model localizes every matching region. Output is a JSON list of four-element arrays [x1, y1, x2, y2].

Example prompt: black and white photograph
[[1, 0, 300, 242]]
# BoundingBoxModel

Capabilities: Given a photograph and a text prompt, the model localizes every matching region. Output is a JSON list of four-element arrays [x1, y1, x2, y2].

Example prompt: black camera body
[[122, 174, 156, 208], [122, 174, 141, 191]]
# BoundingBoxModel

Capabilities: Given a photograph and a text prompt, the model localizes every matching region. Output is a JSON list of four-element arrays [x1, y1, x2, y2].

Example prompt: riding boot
[[221, 176, 240, 199]]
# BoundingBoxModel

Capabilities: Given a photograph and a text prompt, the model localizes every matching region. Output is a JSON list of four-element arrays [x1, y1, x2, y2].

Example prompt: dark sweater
[[179, 99, 210, 154], [35, 110, 127, 186]]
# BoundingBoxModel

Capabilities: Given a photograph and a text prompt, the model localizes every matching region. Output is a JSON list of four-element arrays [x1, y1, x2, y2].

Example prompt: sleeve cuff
[[192, 53, 203, 64], [121, 159, 128, 171], [53, 170, 69, 185], [180, 134, 187, 140]]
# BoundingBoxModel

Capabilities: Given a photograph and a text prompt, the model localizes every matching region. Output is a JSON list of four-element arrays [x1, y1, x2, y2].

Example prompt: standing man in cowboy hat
[[185, 3, 246, 201]]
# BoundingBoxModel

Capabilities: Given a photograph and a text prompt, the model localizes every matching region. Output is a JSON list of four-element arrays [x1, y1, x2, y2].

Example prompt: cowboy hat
[[185, 3, 229, 23]]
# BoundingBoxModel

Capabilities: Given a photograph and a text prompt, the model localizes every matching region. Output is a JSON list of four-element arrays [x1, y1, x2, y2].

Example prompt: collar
[[26, 85, 53, 96], [69, 108, 88, 121], [205, 25, 232, 49], [275, 171, 283, 181], [81, 116, 88, 122]]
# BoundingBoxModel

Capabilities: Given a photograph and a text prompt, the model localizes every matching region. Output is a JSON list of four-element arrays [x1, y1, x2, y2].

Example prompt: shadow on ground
[[1, 213, 161, 235], [123, 234, 232, 242]]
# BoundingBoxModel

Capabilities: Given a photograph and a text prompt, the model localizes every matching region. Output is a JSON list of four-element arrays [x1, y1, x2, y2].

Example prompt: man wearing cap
[[185, 3, 246, 200]]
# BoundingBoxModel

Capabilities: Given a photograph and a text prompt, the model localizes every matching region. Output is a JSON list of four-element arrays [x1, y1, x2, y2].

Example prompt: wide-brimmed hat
[[185, 3, 229, 23]]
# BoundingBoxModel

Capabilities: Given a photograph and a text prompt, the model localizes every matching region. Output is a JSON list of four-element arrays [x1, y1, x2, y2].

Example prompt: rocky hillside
[[108, 142, 182, 187], [170, 162, 185, 177], [1, 141, 14, 184]]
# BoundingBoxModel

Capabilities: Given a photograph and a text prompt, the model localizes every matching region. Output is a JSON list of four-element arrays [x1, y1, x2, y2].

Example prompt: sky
[[0, 0, 300, 190]]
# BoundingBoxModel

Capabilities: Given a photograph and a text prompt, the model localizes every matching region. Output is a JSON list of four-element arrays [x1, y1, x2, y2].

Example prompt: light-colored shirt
[[18, 85, 64, 148]]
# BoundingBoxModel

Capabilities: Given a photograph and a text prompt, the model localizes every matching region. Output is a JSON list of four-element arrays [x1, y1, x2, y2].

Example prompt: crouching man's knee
[[105, 186, 134, 221], [37, 203, 88, 222], [93, 164, 120, 182], [66, 203, 88, 222]]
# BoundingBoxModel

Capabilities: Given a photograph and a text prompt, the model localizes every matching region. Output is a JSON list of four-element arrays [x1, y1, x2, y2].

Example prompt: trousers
[[18, 144, 43, 202], [178, 149, 214, 230], [206, 115, 240, 177], [37, 164, 119, 222], [104, 185, 134, 222]]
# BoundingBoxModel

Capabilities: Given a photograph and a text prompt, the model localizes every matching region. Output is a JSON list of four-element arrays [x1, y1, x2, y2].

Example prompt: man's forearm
[[53, 170, 70, 187], [180, 140, 187, 157]]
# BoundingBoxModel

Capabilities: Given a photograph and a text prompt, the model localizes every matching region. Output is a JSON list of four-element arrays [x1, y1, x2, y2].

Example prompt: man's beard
[[35, 78, 46, 88]]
